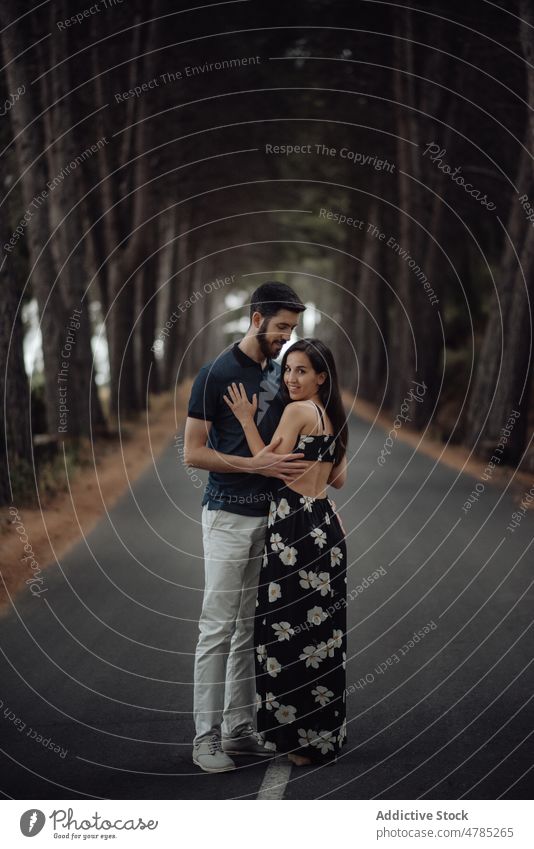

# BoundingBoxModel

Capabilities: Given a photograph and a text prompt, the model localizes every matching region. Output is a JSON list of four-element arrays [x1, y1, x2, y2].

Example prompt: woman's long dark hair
[[280, 338, 348, 465]]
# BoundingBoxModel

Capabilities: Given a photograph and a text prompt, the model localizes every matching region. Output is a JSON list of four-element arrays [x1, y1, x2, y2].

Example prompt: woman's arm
[[270, 402, 310, 453], [223, 383, 265, 455], [327, 452, 347, 489], [223, 383, 308, 457]]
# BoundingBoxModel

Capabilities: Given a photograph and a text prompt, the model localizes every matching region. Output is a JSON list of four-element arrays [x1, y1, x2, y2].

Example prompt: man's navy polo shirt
[[187, 342, 285, 515]]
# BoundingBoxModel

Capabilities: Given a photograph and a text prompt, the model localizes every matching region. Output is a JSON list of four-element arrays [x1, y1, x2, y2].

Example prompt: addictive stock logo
[[20, 809, 46, 836]]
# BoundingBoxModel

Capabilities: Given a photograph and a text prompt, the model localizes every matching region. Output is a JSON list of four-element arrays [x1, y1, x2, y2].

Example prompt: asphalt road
[[1, 413, 533, 800]]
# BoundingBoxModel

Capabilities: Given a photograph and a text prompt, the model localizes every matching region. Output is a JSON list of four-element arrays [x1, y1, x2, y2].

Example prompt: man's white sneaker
[[193, 734, 236, 773], [222, 726, 274, 757]]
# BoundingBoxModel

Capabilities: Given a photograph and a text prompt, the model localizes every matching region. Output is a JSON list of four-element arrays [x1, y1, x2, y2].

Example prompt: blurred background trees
[[1, 0, 532, 505]]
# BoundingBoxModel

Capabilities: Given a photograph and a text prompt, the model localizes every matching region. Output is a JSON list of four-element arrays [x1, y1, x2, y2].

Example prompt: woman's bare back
[[283, 401, 335, 498]]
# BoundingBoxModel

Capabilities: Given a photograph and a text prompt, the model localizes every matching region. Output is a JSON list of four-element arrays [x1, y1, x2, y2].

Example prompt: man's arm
[[183, 417, 308, 483]]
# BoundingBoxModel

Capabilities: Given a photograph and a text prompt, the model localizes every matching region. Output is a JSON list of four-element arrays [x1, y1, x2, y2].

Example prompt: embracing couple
[[184, 282, 348, 773]]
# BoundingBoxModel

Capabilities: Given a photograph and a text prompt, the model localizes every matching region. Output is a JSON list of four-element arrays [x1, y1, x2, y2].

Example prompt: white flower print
[[298, 569, 319, 590], [270, 533, 284, 552], [299, 643, 328, 669], [257, 482, 345, 755], [297, 435, 315, 450], [274, 704, 297, 724], [272, 621, 294, 641], [331, 628, 343, 649], [297, 728, 315, 747], [310, 527, 327, 548], [299, 495, 314, 512], [279, 545, 297, 566], [307, 605, 327, 626], [342, 650, 346, 670], [316, 572, 331, 596], [266, 656, 281, 678], [338, 717, 347, 746], [265, 692, 280, 711], [328, 440, 336, 456], [330, 546, 343, 567], [264, 740, 277, 751], [310, 730, 335, 755], [276, 498, 290, 518], [268, 582, 281, 603], [312, 685, 334, 706]]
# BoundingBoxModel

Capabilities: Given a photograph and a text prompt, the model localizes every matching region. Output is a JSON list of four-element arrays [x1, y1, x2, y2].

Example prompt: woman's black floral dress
[[254, 425, 347, 762]]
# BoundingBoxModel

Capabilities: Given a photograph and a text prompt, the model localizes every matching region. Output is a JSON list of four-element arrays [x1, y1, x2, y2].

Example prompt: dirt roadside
[[0, 385, 190, 614], [344, 391, 534, 504]]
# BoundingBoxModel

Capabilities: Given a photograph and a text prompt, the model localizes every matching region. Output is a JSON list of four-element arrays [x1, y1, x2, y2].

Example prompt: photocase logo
[[20, 809, 46, 837]]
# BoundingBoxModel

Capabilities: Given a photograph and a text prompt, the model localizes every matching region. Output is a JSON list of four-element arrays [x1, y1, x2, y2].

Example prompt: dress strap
[[313, 402, 326, 434]]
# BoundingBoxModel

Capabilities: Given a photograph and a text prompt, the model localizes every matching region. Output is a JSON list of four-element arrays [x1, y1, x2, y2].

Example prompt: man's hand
[[250, 436, 308, 484]]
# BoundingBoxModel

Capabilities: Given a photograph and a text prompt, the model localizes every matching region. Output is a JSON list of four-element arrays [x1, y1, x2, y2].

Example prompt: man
[[184, 282, 306, 772]]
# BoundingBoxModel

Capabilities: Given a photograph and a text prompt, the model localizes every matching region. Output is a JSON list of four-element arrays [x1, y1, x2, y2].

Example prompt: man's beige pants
[[193, 505, 267, 743]]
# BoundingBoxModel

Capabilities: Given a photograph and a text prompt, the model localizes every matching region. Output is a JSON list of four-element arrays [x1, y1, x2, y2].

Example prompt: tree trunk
[[465, 141, 531, 453], [136, 221, 161, 408], [389, 16, 417, 417], [390, 8, 453, 428], [161, 207, 187, 390], [78, 158, 110, 319], [179, 227, 203, 379], [43, 0, 105, 436], [103, 9, 156, 419], [0, 5, 68, 439], [355, 199, 387, 401], [411, 98, 455, 427], [465, 1, 534, 463], [0, 254, 33, 506], [164, 260, 187, 388]]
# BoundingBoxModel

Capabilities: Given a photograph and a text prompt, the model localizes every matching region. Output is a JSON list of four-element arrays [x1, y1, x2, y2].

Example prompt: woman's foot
[[288, 753, 313, 767]]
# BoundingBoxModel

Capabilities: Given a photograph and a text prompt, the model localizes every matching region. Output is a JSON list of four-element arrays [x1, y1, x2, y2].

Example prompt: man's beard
[[257, 318, 281, 360]]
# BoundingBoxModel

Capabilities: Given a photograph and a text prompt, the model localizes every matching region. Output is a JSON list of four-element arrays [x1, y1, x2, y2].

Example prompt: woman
[[223, 338, 348, 766]]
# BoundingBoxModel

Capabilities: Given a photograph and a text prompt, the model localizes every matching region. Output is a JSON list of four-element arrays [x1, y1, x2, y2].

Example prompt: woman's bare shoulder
[[284, 401, 313, 416], [280, 400, 316, 424]]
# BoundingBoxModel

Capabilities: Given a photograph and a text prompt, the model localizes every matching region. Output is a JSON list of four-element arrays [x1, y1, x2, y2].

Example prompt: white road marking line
[[256, 755, 292, 799]]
